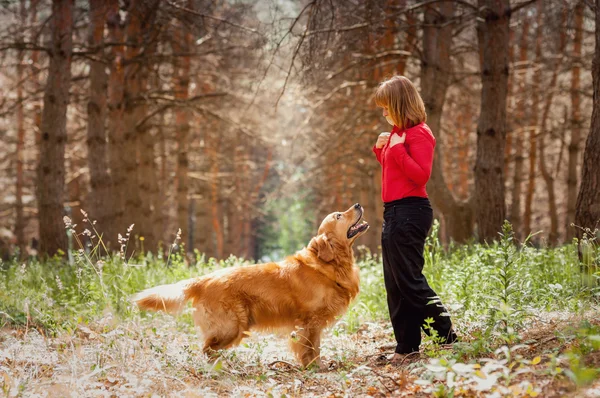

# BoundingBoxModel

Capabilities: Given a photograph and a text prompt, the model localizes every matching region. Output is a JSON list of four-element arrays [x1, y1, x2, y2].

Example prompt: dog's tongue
[[351, 220, 368, 232]]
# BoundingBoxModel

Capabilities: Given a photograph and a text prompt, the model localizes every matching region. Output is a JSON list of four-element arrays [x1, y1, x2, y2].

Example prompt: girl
[[372, 76, 457, 364]]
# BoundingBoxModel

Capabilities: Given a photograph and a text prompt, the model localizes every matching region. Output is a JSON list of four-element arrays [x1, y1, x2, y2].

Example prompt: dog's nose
[[354, 203, 361, 209]]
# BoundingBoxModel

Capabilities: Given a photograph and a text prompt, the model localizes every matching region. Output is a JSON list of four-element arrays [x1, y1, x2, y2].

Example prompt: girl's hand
[[375, 132, 391, 149], [389, 132, 406, 147]]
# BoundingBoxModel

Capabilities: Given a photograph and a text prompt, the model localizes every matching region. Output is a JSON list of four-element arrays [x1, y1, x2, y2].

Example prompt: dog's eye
[[336, 213, 341, 220]]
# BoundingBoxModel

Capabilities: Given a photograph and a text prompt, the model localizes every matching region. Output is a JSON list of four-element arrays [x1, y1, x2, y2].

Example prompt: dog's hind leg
[[194, 301, 250, 361], [200, 315, 249, 360], [290, 326, 323, 368], [202, 326, 247, 360]]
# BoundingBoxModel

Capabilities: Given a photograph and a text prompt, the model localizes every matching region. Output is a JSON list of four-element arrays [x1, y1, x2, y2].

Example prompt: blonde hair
[[374, 76, 427, 129]]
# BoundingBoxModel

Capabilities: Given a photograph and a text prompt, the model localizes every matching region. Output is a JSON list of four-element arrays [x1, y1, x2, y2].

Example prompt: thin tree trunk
[[510, 129, 525, 239], [195, 186, 210, 256], [374, 0, 414, 78], [122, 0, 143, 245], [398, 4, 416, 76], [106, 0, 125, 245], [504, 26, 515, 179], [538, 3, 567, 245], [138, 109, 159, 253], [30, 0, 42, 151], [360, 166, 378, 254], [30, 0, 42, 256], [246, 146, 273, 258], [566, 0, 584, 241], [223, 195, 235, 257], [173, 11, 192, 251], [37, 0, 73, 256], [15, 0, 27, 257], [509, 13, 530, 240], [241, 148, 253, 258], [136, 3, 161, 253], [230, 138, 243, 256], [194, 109, 210, 256], [523, 10, 539, 239], [421, 2, 474, 243], [87, 0, 111, 252], [209, 133, 224, 259], [474, 0, 510, 242], [121, 0, 158, 250], [574, 0, 600, 240], [153, 101, 167, 247]]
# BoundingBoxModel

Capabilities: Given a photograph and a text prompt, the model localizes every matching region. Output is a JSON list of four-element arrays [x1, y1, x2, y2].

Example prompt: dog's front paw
[[310, 358, 339, 372]]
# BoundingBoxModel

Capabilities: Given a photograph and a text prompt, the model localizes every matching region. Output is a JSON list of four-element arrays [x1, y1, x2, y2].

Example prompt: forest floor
[[1, 310, 599, 397]]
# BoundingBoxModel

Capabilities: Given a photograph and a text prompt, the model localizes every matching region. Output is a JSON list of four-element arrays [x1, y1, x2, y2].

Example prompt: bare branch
[[510, 0, 540, 14], [165, 1, 263, 36]]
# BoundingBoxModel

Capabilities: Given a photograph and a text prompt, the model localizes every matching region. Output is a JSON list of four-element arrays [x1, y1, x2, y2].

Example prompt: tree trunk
[[121, 0, 159, 251], [136, 3, 161, 253], [474, 0, 510, 242], [509, 12, 530, 241], [421, 2, 474, 243], [538, 3, 567, 245], [575, 0, 600, 239], [30, 0, 43, 254], [106, 0, 125, 245], [209, 133, 224, 259], [523, 15, 538, 239], [504, 26, 515, 179], [173, 12, 192, 251], [37, 0, 73, 256], [15, 0, 27, 257], [122, 0, 143, 246], [153, 102, 168, 247], [398, 8, 417, 76], [30, 0, 42, 151], [566, 1, 584, 241], [240, 148, 253, 259], [138, 112, 159, 253], [223, 195, 235, 257], [87, 0, 112, 252], [194, 110, 210, 256]]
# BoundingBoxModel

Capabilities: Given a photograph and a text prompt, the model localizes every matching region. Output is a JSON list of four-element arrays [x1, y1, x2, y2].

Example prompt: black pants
[[382, 197, 457, 354]]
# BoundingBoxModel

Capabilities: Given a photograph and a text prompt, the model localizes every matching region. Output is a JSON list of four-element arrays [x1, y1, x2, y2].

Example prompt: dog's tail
[[132, 278, 202, 314]]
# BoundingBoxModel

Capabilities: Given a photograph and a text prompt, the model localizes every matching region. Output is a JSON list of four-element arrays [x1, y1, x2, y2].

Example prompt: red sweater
[[372, 123, 436, 203]]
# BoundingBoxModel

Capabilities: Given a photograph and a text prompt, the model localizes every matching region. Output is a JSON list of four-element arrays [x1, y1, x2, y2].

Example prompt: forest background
[[0, 0, 599, 261]]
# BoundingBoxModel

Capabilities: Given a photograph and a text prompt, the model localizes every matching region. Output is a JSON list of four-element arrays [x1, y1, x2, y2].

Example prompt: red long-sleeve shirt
[[372, 123, 436, 203]]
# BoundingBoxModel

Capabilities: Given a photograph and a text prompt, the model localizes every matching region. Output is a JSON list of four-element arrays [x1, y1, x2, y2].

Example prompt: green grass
[[1, 220, 597, 344], [1, 221, 599, 396]]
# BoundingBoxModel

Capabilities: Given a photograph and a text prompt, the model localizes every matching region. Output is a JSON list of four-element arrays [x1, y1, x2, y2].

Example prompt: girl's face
[[381, 106, 395, 126]]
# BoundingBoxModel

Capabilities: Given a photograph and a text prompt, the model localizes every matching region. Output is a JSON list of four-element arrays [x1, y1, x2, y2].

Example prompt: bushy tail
[[132, 278, 200, 314]]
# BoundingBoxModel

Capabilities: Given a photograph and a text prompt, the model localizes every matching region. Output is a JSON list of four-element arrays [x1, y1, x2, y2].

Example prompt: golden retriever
[[133, 203, 369, 367]]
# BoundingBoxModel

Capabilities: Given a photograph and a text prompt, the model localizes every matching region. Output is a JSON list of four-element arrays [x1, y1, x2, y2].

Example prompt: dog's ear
[[309, 234, 335, 263]]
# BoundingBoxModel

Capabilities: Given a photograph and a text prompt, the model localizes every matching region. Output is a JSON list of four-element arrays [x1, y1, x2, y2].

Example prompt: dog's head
[[308, 203, 369, 263]]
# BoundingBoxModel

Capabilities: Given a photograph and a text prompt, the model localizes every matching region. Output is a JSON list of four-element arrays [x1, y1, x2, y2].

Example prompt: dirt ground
[[1, 313, 599, 397]]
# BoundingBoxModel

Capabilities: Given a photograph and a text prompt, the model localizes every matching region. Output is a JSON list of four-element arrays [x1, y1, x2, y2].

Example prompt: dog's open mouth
[[347, 214, 369, 239]]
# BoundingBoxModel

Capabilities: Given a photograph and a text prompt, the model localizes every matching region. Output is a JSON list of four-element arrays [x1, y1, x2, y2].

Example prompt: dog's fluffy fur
[[133, 204, 369, 367]]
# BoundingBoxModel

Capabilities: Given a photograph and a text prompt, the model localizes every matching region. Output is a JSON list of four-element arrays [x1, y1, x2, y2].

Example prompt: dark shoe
[[389, 352, 421, 365], [441, 330, 458, 345]]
